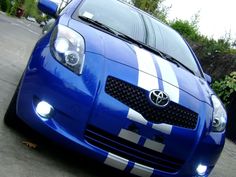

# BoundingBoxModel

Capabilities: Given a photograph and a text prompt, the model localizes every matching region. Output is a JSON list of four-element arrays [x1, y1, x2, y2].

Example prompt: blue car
[[4, 0, 227, 176]]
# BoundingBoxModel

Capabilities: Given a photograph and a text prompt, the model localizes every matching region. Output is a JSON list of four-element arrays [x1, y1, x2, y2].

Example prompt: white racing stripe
[[128, 109, 173, 134], [130, 163, 154, 177], [152, 123, 172, 135], [153, 55, 180, 103], [118, 129, 141, 144], [133, 46, 159, 91], [127, 109, 148, 125], [144, 139, 165, 153], [104, 153, 129, 171], [127, 46, 159, 126]]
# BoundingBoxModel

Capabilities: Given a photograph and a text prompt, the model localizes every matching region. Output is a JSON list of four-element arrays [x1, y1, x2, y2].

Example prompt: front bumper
[[16, 46, 225, 177]]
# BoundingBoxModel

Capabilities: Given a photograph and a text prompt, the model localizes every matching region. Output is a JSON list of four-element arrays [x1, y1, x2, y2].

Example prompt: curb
[[0, 11, 6, 15]]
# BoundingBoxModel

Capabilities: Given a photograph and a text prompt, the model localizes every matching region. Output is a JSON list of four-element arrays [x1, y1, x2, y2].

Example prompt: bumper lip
[[16, 92, 225, 177]]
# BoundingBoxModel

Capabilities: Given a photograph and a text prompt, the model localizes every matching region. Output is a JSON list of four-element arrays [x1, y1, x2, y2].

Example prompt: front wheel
[[4, 88, 19, 127]]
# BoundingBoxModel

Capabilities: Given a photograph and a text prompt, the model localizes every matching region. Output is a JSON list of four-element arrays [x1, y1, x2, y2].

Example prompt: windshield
[[77, 0, 146, 42], [74, 0, 202, 76]]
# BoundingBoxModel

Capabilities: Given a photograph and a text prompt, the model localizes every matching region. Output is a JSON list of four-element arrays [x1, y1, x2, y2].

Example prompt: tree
[[170, 19, 200, 41], [131, 0, 170, 22], [9, 0, 20, 16], [23, 0, 39, 17], [1, 0, 11, 13]]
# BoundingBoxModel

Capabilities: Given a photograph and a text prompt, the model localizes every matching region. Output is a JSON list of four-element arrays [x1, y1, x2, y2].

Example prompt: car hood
[[68, 19, 213, 105]]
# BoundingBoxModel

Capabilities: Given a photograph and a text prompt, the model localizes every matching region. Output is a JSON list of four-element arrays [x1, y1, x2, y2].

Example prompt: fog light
[[196, 164, 207, 176], [36, 101, 53, 118]]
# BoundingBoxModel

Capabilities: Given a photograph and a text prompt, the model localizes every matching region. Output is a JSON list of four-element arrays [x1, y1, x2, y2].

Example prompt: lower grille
[[84, 125, 184, 173], [105, 76, 198, 129]]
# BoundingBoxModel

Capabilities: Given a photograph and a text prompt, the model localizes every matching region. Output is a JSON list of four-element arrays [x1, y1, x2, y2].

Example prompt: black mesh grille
[[105, 76, 198, 129], [84, 125, 184, 173]]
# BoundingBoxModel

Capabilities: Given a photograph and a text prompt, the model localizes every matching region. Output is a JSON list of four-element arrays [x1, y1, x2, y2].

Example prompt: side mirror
[[204, 73, 212, 84], [38, 0, 58, 18]]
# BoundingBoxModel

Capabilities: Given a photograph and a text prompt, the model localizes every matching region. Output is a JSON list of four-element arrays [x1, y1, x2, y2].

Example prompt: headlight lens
[[50, 25, 85, 75], [211, 95, 227, 132]]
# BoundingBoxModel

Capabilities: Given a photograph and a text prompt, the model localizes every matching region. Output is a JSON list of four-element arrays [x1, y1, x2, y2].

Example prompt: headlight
[[50, 25, 85, 75], [211, 95, 227, 132]]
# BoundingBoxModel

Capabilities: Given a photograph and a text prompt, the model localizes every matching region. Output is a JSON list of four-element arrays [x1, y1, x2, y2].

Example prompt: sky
[[163, 0, 236, 40]]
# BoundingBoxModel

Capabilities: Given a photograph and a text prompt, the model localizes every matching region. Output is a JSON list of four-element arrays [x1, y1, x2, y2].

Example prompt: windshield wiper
[[116, 32, 165, 58], [78, 15, 117, 35], [78, 15, 165, 58], [78, 15, 195, 75], [161, 53, 195, 75]]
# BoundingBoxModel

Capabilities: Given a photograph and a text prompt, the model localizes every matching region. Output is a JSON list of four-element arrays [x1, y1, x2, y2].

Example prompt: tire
[[4, 87, 19, 127]]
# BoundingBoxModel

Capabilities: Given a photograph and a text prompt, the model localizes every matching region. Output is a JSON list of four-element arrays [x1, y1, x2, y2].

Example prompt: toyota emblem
[[149, 90, 170, 107]]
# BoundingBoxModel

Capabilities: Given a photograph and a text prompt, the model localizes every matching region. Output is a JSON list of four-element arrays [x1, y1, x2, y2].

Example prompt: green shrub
[[1, 0, 11, 12], [23, 0, 42, 20], [132, 0, 170, 23], [170, 19, 200, 41], [212, 72, 236, 105], [9, 1, 20, 16]]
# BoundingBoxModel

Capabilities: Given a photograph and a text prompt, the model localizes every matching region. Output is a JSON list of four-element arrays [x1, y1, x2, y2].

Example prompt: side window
[[158, 23, 200, 74]]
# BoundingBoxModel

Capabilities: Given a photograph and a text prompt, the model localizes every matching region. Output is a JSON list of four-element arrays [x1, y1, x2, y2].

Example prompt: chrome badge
[[149, 90, 170, 107]]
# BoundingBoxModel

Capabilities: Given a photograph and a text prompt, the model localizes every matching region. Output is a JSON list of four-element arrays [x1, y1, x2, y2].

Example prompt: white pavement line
[[10, 22, 40, 36], [17, 19, 25, 24], [0, 11, 6, 15]]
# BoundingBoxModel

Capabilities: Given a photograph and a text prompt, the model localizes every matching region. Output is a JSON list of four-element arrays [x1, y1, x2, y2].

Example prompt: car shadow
[[7, 119, 132, 177]]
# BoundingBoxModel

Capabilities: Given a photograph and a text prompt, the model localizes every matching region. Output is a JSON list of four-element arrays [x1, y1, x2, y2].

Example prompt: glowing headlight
[[54, 38, 69, 53], [196, 164, 207, 176], [211, 95, 227, 132], [50, 25, 85, 75], [36, 101, 53, 118]]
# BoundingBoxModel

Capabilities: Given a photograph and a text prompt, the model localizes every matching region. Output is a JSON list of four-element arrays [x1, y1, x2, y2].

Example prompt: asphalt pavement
[[0, 13, 235, 177]]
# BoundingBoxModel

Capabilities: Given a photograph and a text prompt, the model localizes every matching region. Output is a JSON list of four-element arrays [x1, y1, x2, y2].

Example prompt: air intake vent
[[84, 125, 185, 173]]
